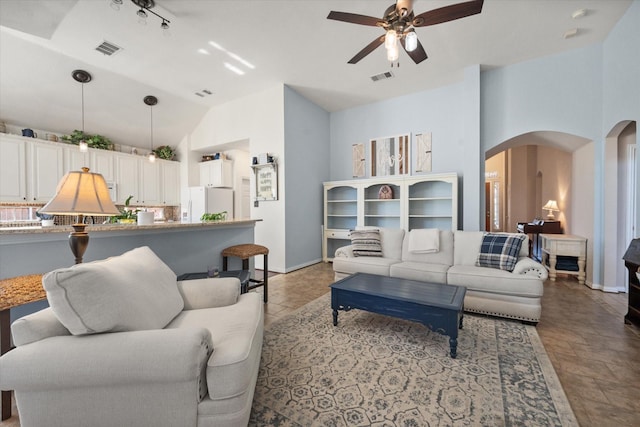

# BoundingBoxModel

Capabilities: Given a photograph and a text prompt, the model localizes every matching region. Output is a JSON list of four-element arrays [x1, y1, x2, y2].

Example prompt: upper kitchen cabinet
[[63, 146, 115, 182], [139, 159, 161, 205], [114, 153, 140, 204], [29, 140, 65, 202], [200, 159, 232, 188], [0, 135, 27, 202], [161, 160, 180, 205], [0, 135, 64, 202]]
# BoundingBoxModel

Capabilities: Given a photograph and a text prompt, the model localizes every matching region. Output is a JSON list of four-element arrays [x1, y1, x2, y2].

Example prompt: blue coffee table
[[330, 273, 466, 358]]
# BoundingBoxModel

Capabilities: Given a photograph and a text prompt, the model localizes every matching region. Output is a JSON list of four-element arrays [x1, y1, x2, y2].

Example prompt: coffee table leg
[[459, 311, 464, 329], [449, 337, 458, 359], [332, 309, 338, 326]]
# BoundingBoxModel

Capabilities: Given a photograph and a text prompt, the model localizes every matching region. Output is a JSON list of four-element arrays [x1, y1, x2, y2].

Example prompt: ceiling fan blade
[[400, 37, 428, 64], [412, 0, 484, 27], [327, 11, 383, 27], [348, 35, 385, 64]]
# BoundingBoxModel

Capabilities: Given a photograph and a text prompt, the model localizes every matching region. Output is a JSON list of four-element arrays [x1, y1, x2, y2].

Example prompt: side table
[[540, 234, 587, 285], [0, 274, 47, 421]]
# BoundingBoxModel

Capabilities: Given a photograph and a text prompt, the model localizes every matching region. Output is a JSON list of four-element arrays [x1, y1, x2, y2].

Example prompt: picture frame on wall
[[370, 134, 410, 177], [352, 143, 365, 177], [415, 132, 432, 173], [253, 162, 278, 201]]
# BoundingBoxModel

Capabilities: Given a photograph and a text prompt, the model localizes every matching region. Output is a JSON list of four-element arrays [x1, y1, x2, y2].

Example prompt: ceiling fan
[[327, 0, 484, 65]]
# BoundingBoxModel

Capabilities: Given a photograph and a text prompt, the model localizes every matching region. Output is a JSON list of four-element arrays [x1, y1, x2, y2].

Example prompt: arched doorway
[[605, 120, 637, 293], [485, 131, 594, 282]]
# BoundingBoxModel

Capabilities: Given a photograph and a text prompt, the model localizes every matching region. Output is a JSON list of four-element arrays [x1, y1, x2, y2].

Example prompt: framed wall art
[[252, 162, 278, 201], [352, 143, 365, 178], [370, 134, 410, 177], [415, 132, 432, 173]]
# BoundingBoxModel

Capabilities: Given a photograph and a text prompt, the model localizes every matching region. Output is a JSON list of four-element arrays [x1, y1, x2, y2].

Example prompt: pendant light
[[144, 95, 158, 162], [72, 69, 92, 152]]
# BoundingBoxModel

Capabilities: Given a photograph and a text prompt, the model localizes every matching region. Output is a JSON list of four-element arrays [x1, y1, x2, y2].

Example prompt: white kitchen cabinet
[[28, 140, 65, 202], [64, 146, 114, 183], [0, 135, 27, 202], [139, 160, 161, 205], [161, 160, 180, 205], [114, 154, 140, 204], [199, 159, 232, 188], [322, 173, 458, 261]]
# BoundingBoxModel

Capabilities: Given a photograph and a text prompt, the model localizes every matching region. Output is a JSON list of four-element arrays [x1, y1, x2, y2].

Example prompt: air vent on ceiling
[[371, 71, 394, 82], [95, 40, 122, 56]]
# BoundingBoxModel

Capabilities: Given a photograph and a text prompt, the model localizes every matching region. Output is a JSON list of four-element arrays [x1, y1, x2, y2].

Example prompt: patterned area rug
[[249, 293, 578, 427]]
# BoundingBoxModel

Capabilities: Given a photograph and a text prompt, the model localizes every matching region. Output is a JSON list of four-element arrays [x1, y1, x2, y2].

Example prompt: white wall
[[188, 85, 287, 272], [572, 142, 595, 287]]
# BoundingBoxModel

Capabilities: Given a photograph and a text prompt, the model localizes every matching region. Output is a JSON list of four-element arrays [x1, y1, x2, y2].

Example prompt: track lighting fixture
[[112, 0, 171, 33]]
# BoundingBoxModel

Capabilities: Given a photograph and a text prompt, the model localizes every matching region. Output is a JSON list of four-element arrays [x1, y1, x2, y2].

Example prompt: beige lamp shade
[[40, 168, 119, 216], [542, 199, 560, 219]]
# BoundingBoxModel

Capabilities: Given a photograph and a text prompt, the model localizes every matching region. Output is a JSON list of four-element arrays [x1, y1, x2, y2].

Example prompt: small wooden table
[[0, 274, 47, 421], [540, 234, 587, 285], [330, 273, 466, 358]]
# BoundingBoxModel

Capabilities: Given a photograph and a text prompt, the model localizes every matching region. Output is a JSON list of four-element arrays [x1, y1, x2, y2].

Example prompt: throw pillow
[[350, 229, 383, 257], [43, 246, 184, 335], [476, 233, 526, 272]]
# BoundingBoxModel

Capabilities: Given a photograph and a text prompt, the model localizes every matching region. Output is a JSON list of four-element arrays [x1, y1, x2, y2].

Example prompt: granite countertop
[[0, 219, 261, 235], [0, 274, 46, 311]]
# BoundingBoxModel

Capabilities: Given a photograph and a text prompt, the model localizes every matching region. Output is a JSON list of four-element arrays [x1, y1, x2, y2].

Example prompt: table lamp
[[542, 200, 560, 220], [39, 167, 120, 264]]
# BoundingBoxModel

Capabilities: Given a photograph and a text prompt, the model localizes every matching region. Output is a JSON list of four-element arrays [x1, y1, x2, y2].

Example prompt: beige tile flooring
[[2, 262, 639, 426]]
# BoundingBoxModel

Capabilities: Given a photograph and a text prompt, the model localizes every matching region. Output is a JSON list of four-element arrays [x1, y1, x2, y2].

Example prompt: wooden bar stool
[[221, 244, 269, 303]]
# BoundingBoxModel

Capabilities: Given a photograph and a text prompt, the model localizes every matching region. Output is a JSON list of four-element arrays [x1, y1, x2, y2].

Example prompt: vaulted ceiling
[[0, 0, 632, 149]]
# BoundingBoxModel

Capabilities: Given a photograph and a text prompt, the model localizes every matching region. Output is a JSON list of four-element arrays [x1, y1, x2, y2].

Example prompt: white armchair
[[0, 246, 263, 427]]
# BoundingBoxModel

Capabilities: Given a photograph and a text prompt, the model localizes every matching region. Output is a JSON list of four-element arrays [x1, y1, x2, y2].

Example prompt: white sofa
[[333, 228, 548, 323], [0, 246, 263, 427]]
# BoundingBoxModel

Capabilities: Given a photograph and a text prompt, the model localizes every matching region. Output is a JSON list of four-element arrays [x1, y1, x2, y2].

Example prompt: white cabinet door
[[115, 154, 140, 204], [29, 141, 64, 202], [0, 136, 27, 202], [199, 160, 232, 187], [161, 161, 180, 205], [63, 146, 88, 174], [140, 160, 161, 205], [91, 150, 115, 182]]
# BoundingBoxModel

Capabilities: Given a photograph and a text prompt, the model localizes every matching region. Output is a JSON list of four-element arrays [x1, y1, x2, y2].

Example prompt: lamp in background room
[[39, 168, 120, 264], [542, 199, 560, 220]]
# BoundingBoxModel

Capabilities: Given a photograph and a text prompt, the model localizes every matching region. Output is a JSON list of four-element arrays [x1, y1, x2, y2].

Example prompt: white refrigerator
[[182, 187, 234, 223]]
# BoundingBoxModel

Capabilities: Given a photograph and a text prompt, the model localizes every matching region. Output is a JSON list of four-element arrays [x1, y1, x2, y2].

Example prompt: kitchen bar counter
[[0, 219, 258, 234], [0, 219, 262, 284]]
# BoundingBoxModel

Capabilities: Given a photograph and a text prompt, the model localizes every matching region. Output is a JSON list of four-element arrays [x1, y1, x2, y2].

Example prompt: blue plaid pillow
[[476, 233, 526, 272]]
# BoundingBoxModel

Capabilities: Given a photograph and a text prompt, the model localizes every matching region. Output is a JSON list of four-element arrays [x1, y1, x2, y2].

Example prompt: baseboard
[[283, 258, 323, 273]]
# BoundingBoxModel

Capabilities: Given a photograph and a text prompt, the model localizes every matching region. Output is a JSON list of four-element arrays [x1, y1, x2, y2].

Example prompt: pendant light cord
[[81, 83, 85, 133]]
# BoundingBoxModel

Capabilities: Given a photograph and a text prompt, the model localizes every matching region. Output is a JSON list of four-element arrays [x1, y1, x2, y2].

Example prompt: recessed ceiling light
[[572, 8, 587, 19], [224, 62, 245, 75], [564, 28, 579, 39]]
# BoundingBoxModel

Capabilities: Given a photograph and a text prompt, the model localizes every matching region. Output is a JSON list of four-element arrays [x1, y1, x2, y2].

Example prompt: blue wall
[[284, 86, 331, 270]]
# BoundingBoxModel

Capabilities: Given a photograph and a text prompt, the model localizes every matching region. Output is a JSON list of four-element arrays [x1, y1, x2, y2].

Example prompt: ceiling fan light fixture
[[384, 30, 397, 50], [386, 43, 399, 62], [405, 31, 418, 52]]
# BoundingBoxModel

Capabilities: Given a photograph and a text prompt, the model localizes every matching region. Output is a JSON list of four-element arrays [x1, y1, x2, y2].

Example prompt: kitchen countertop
[[0, 219, 261, 234]]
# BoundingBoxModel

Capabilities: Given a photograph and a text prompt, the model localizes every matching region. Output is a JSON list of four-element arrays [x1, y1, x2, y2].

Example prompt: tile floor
[[2, 262, 639, 426]]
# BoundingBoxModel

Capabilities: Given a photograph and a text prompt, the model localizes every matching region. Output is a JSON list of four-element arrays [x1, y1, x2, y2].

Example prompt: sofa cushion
[[332, 256, 399, 277], [356, 226, 405, 260], [453, 231, 485, 266], [476, 233, 526, 272], [43, 246, 184, 335], [350, 229, 383, 257], [402, 229, 454, 266], [166, 293, 263, 401], [389, 261, 449, 284], [447, 265, 543, 298]]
